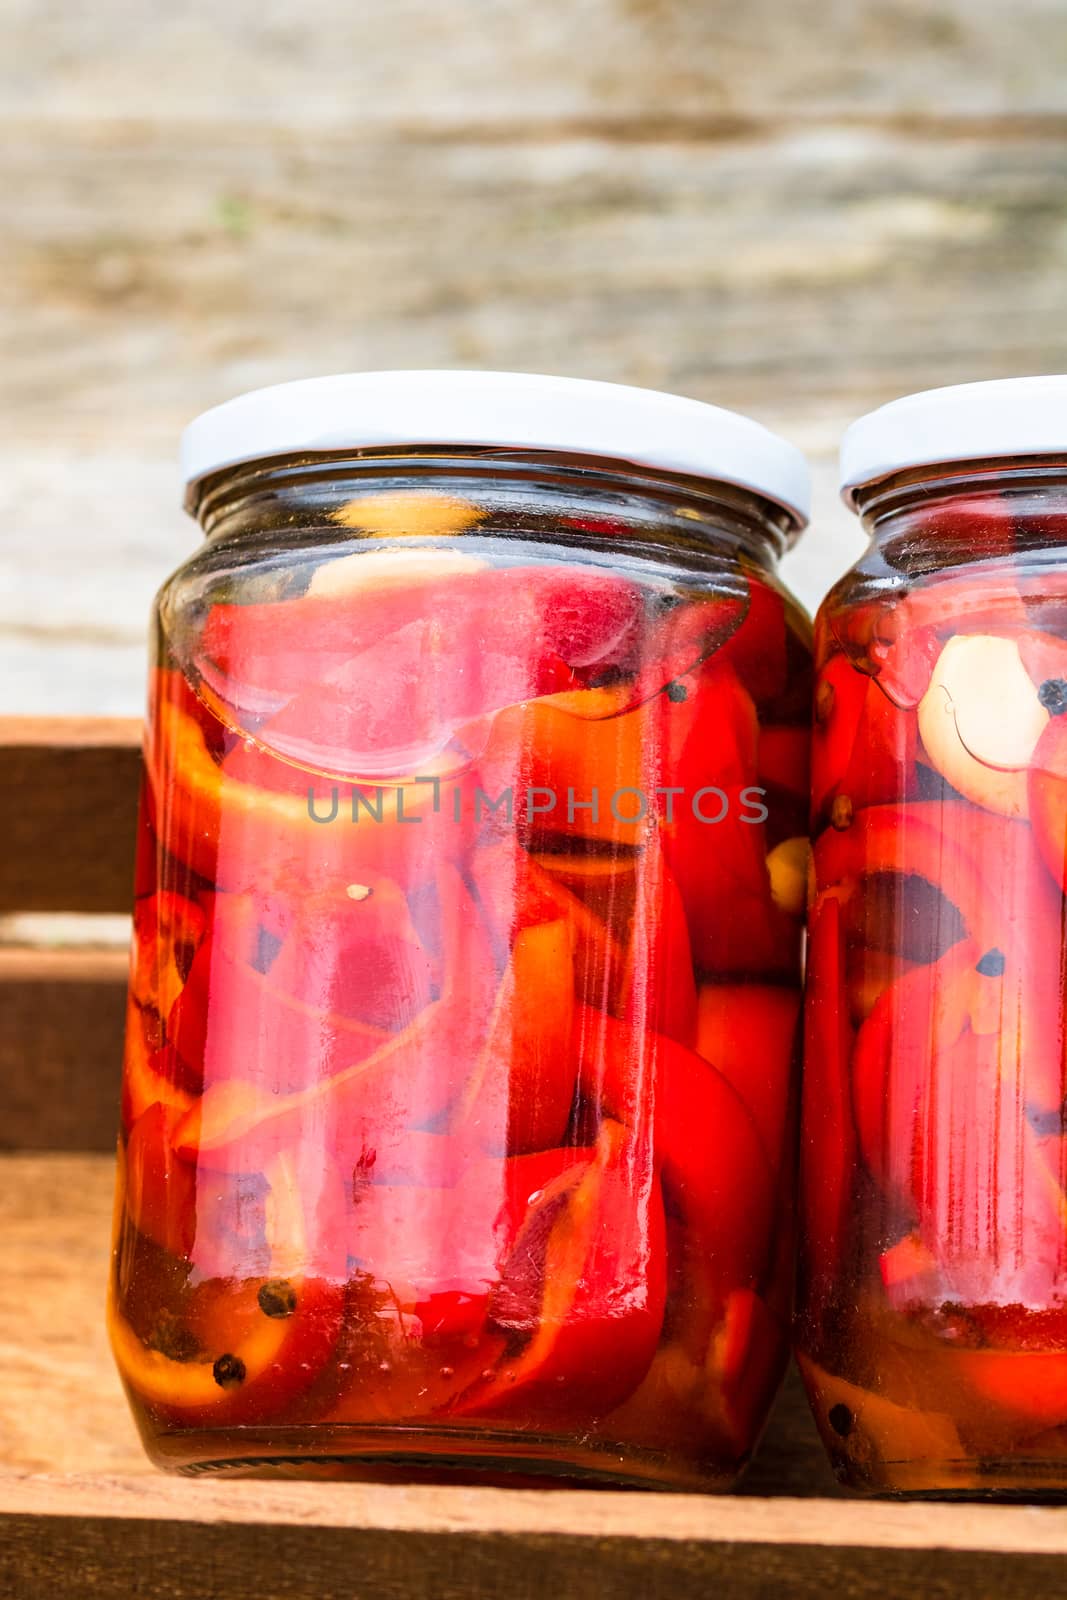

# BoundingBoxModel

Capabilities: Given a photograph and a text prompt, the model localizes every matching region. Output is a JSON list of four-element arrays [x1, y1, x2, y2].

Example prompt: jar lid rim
[[841, 375, 1067, 507], [180, 370, 811, 526]]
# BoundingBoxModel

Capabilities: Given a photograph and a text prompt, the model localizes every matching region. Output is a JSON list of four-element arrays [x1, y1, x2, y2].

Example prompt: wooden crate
[[4, 718, 1067, 1598]]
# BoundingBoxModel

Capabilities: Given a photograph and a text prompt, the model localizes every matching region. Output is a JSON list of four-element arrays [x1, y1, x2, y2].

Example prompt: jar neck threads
[[190, 449, 798, 571]]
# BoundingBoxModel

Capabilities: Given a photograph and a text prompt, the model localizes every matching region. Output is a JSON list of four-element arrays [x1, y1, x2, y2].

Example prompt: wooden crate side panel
[[0, 951, 127, 1151], [0, 720, 142, 914]]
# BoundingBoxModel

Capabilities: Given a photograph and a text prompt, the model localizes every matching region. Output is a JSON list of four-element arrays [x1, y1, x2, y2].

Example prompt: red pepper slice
[[175, 862, 496, 1166], [703, 1287, 790, 1455], [818, 802, 1067, 1116], [573, 1007, 773, 1299], [814, 802, 992, 953], [662, 658, 798, 977], [129, 891, 207, 1022], [450, 915, 578, 1157], [758, 724, 810, 801], [912, 1025, 1067, 1312], [475, 689, 667, 853], [260, 880, 436, 1033], [123, 1102, 198, 1258], [695, 982, 800, 1169], [951, 1348, 1067, 1434], [256, 623, 578, 780], [617, 844, 697, 1046], [196, 564, 644, 715], [621, 591, 748, 712], [878, 1232, 940, 1309], [714, 569, 793, 706], [147, 669, 470, 893], [799, 896, 855, 1285], [110, 1148, 347, 1428], [347, 1146, 595, 1344], [851, 938, 980, 1203], [121, 994, 195, 1128], [167, 939, 391, 1100], [1030, 710, 1067, 894], [449, 1120, 666, 1417], [830, 569, 1031, 710], [811, 651, 918, 821], [595, 1284, 786, 1465], [468, 837, 625, 1008]]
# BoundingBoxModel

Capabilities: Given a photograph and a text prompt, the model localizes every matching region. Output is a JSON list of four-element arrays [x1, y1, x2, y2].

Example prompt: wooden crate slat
[[4, 1478, 1067, 1600], [0, 718, 141, 914], [0, 949, 126, 1151]]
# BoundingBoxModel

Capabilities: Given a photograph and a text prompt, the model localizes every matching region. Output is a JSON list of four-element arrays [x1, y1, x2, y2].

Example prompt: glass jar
[[799, 376, 1067, 1496], [109, 371, 812, 1487]]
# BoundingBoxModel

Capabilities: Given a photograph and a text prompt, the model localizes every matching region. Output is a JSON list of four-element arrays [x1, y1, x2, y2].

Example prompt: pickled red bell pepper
[[121, 996, 195, 1127], [450, 1120, 666, 1417], [1030, 709, 1067, 893], [800, 896, 854, 1283], [573, 1007, 772, 1299], [476, 688, 666, 852], [818, 802, 1067, 1116], [811, 651, 917, 819], [123, 1102, 197, 1258], [176, 863, 496, 1165], [130, 891, 207, 1024], [148, 672, 468, 892], [663, 658, 798, 976], [714, 569, 792, 706], [468, 837, 625, 1006], [695, 983, 800, 1167], [196, 564, 645, 719], [347, 1145, 596, 1346], [911, 1024, 1067, 1311], [851, 938, 981, 1198], [168, 938, 391, 1098], [451, 915, 578, 1156], [264, 879, 436, 1031], [617, 844, 697, 1046]]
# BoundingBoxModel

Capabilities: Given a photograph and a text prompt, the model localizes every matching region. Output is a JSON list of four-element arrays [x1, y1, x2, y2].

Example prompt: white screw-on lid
[[181, 370, 811, 527], [841, 376, 1067, 507]]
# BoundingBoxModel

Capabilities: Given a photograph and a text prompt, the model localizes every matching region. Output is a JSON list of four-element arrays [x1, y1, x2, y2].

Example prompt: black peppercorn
[[258, 1279, 298, 1319], [1039, 678, 1067, 716], [212, 1353, 247, 1389], [828, 1402, 854, 1438]]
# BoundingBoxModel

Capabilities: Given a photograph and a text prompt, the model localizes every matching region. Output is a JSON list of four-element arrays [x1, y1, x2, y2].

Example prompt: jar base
[[144, 1422, 744, 1492], [835, 1456, 1067, 1500]]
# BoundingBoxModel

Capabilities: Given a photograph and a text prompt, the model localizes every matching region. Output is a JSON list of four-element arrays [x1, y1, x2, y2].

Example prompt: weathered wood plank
[[0, 718, 141, 910], [8, 118, 1067, 710], [6, 1490, 1067, 1600], [8, 126, 1067, 450], [5, 0, 1067, 124], [0, 951, 127, 1151], [0, 1156, 134, 1475], [6, 5, 1067, 720]]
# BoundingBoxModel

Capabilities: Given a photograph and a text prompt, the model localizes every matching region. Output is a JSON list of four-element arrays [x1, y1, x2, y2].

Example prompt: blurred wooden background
[[5, 0, 1067, 712]]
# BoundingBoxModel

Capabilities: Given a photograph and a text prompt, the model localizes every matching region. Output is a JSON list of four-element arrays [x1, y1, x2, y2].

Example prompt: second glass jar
[[800, 377, 1067, 1496]]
